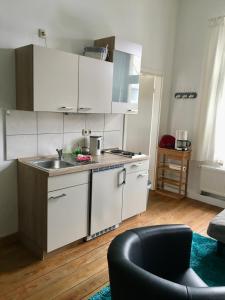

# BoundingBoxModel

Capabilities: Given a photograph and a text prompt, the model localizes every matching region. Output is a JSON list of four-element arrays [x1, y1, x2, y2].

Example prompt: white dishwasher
[[88, 164, 125, 239]]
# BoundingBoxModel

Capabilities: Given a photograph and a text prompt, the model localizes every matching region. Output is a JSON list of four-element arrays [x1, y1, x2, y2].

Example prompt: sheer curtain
[[196, 17, 225, 164]]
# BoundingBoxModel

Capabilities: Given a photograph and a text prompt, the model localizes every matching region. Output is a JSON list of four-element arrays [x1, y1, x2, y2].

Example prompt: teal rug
[[89, 233, 225, 300]]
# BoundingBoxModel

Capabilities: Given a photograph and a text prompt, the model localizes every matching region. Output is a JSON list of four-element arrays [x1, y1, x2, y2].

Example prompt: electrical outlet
[[82, 129, 92, 136], [38, 28, 47, 39]]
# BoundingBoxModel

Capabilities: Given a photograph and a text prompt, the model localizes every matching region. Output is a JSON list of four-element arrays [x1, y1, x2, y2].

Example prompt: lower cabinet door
[[90, 167, 123, 235], [47, 184, 89, 252], [122, 171, 148, 220]]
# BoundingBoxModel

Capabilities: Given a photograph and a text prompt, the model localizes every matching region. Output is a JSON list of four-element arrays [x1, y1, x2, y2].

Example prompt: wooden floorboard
[[0, 192, 221, 300]]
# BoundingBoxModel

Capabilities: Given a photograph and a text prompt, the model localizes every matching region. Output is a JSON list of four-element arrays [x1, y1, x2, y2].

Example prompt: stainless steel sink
[[32, 159, 97, 170], [32, 160, 74, 169]]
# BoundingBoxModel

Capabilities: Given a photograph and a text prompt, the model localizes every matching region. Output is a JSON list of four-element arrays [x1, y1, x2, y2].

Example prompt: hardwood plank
[[0, 192, 222, 300], [3, 245, 108, 300], [56, 269, 109, 300], [84, 282, 109, 300], [0, 214, 141, 297]]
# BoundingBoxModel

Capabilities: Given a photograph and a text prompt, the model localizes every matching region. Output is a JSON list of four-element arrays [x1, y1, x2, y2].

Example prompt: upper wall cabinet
[[15, 45, 79, 112], [95, 36, 142, 114], [78, 56, 113, 113]]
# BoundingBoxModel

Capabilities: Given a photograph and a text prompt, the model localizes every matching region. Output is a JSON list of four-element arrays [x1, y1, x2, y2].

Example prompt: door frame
[[123, 70, 163, 190]]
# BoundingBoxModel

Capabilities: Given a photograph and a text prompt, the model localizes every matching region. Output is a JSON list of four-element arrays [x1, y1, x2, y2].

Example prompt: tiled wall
[[5, 110, 124, 160]]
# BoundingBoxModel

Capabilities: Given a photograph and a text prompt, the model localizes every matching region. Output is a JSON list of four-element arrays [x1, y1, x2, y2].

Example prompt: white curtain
[[196, 17, 225, 164]]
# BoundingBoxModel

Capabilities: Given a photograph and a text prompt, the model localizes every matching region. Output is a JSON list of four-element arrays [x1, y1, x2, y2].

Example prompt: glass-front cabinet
[[95, 36, 142, 114], [112, 50, 141, 112]]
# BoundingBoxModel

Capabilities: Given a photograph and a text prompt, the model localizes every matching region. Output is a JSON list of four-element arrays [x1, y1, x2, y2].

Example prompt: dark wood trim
[[18, 162, 48, 259], [94, 36, 115, 62], [15, 44, 34, 111]]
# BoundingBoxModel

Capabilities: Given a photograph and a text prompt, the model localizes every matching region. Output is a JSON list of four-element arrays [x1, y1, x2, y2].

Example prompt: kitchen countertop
[[18, 153, 149, 177]]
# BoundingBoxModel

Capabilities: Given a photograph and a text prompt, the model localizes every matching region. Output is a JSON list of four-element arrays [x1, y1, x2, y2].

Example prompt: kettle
[[90, 136, 103, 156]]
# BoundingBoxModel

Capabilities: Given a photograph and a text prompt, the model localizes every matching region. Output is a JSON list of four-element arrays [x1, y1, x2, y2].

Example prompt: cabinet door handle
[[58, 106, 73, 110], [138, 173, 148, 178], [78, 107, 92, 111], [48, 193, 66, 200], [131, 163, 143, 168], [122, 168, 127, 184], [127, 109, 138, 113], [119, 168, 126, 185]]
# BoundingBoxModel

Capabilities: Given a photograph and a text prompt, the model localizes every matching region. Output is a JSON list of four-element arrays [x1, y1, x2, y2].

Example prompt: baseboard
[[188, 190, 225, 208], [0, 232, 18, 246]]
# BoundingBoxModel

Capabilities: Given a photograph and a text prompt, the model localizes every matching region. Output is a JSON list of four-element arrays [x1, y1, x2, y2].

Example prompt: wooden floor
[[0, 192, 221, 300]]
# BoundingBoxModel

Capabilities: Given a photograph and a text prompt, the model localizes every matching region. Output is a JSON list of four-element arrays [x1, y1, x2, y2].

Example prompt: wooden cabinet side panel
[[15, 45, 34, 111], [18, 163, 47, 257], [94, 36, 115, 62]]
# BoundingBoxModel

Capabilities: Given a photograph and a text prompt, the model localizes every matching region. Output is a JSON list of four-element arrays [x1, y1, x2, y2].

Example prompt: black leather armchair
[[107, 225, 225, 300]]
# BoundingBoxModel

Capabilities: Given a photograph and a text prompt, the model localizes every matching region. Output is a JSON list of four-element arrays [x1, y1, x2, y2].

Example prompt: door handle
[[137, 173, 148, 178], [58, 106, 73, 110], [127, 109, 138, 113], [122, 168, 127, 184], [118, 168, 127, 185], [131, 163, 143, 168], [48, 193, 66, 200], [78, 107, 92, 111]]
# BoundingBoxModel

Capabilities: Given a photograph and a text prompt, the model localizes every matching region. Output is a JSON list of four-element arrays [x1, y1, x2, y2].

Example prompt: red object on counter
[[76, 154, 92, 162], [159, 135, 175, 149]]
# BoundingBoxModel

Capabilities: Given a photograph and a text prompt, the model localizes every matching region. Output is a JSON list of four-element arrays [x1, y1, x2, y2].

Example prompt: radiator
[[200, 165, 225, 197]]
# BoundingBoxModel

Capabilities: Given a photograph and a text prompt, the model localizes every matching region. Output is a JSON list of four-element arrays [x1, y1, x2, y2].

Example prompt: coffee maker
[[175, 130, 191, 151]]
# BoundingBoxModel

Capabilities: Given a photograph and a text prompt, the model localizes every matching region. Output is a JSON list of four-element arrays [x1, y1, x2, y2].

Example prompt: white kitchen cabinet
[[47, 184, 89, 252], [78, 55, 113, 113], [16, 45, 79, 112], [125, 160, 149, 174], [18, 161, 90, 258], [95, 36, 142, 114], [122, 165, 148, 220]]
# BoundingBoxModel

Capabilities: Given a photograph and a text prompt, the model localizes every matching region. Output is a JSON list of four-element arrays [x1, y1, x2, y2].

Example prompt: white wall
[[168, 0, 225, 205], [0, 0, 178, 134], [169, 0, 225, 141], [0, 0, 179, 237]]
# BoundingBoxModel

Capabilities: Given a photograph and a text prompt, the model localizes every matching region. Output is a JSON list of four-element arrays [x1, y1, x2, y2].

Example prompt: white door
[[33, 46, 78, 112], [124, 74, 163, 189], [122, 171, 148, 220], [78, 56, 113, 113], [47, 184, 89, 252], [90, 167, 124, 235]]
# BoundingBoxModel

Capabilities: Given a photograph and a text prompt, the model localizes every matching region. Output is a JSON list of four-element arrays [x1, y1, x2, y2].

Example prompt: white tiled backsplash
[[5, 111, 124, 160]]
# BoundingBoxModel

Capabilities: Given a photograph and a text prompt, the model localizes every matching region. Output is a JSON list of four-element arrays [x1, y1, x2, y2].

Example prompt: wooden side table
[[155, 148, 191, 199]]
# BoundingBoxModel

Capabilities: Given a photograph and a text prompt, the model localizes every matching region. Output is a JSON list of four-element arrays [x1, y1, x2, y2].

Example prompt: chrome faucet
[[56, 149, 63, 160]]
